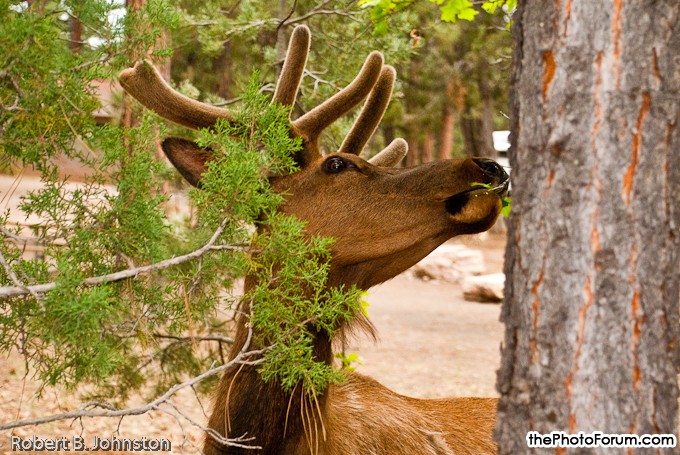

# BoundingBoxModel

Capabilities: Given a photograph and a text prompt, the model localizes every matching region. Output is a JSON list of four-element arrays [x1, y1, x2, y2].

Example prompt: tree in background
[[497, 1, 680, 452], [361, 0, 513, 164]]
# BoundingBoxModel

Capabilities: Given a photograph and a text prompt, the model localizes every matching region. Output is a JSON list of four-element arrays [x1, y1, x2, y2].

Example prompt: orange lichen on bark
[[631, 291, 641, 391], [566, 276, 594, 431], [623, 92, 651, 205], [591, 209, 600, 253], [652, 48, 662, 84], [612, 0, 623, 90], [530, 270, 545, 363], [592, 52, 604, 140], [542, 51, 556, 102], [563, 0, 572, 37], [628, 241, 642, 393]]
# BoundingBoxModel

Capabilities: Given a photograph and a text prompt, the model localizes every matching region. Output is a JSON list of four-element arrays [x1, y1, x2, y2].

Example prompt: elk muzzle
[[445, 158, 509, 222]]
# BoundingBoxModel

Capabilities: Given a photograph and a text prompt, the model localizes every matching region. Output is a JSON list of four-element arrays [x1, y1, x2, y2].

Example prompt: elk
[[120, 26, 508, 455]]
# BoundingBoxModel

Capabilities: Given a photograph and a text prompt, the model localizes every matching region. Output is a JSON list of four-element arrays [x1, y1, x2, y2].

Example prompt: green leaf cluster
[[192, 77, 363, 395], [0, 0, 225, 399], [360, 0, 515, 27]]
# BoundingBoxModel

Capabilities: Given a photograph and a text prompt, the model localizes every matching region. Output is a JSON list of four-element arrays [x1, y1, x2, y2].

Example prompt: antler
[[273, 25, 311, 107], [336, 63, 408, 167], [119, 25, 406, 166], [369, 138, 408, 167], [338, 65, 395, 155], [119, 61, 232, 129], [292, 51, 384, 142]]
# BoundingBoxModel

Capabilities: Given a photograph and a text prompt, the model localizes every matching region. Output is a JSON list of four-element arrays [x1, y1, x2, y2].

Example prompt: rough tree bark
[[497, 1, 680, 454]]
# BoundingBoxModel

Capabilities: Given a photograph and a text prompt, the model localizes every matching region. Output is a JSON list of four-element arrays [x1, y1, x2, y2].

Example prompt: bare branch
[[0, 220, 251, 300], [162, 400, 259, 450], [0, 250, 41, 301], [153, 333, 234, 345], [0, 323, 266, 441], [285, 9, 360, 26]]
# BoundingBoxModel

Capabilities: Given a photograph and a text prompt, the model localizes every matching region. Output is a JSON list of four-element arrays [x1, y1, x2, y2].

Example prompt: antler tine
[[368, 138, 408, 167], [338, 65, 396, 155], [119, 61, 232, 129], [273, 25, 311, 108], [292, 51, 384, 142]]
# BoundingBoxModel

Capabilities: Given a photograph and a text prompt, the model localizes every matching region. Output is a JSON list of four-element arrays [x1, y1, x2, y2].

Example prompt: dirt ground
[[1, 172, 506, 453], [347, 234, 505, 399]]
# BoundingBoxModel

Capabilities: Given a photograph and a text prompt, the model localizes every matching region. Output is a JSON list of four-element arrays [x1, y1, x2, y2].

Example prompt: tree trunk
[[496, 2, 680, 454], [439, 80, 460, 160], [69, 15, 82, 54], [479, 73, 497, 158], [422, 132, 435, 163], [405, 139, 419, 167], [439, 101, 454, 160], [461, 111, 496, 158], [276, 0, 289, 80]]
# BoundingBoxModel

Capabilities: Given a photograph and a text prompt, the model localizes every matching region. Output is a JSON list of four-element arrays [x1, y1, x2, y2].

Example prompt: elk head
[[119, 26, 508, 291]]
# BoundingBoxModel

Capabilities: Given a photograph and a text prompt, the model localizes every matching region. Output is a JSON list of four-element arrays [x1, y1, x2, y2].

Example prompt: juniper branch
[[0, 322, 265, 434], [0, 220, 251, 299]]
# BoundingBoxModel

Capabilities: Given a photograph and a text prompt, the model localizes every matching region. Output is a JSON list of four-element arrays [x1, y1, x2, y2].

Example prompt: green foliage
[[194, 77, 363, 394], [335, 352, 362, 372], [433, 0, 478, 22], [249, 214, 363, 393], [0, 0, 183, 396], [360, 0, 514, 27], [472, 182, 512, 217], [482, 0, 517, 15]]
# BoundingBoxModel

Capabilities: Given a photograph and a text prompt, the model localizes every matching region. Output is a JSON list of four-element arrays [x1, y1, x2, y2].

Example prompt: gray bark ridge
[[497, 2, 680, 454]]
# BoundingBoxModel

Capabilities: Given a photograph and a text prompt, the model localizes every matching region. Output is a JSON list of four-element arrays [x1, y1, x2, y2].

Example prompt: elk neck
[[205, 273, 336, 455]]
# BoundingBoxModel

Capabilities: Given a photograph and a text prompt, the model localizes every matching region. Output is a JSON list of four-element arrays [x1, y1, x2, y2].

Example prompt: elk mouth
[[445, 158, 510, 217]]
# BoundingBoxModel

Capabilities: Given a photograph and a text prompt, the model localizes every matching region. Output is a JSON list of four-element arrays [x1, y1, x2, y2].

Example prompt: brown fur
[[120, 25, 508, 455]]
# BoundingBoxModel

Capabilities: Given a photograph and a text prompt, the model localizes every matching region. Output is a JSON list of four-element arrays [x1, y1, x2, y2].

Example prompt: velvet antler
[[368, 138, 408, 166], [338, 65, 395, 155], [273, 25, 311, 107], [119, 61, 232, 129], [292, 51, 384, 143], [337, 64, 408, 167]]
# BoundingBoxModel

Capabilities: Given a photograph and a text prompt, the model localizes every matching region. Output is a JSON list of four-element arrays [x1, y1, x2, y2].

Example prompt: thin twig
[[0, 250, 41, 301], [162, 400, 259, 450], [0, 220, 251, 299], [153, 333, 235, 345], [0, 323, 268, 434]]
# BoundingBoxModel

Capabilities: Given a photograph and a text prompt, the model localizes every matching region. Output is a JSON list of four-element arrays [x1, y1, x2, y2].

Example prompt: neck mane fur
[[203, 273, 372, 455]]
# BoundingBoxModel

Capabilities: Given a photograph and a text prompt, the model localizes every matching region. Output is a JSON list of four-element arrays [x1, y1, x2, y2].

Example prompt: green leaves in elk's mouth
[[471, 182, 512, 218]]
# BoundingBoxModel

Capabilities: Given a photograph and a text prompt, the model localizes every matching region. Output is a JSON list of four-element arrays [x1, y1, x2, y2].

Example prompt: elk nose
[[472, 158, 510, 195], [472, 158, 507, 180]]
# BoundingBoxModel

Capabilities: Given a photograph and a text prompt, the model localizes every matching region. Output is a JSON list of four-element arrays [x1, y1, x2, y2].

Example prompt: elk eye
[[324, 156, 347, 173]]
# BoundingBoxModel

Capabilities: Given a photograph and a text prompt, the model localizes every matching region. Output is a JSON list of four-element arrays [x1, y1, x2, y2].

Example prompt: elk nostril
[[472, 158, 507, 180]]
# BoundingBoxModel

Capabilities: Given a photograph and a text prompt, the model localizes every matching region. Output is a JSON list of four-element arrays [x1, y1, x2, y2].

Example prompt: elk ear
[[161, 137, 213, 188]]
